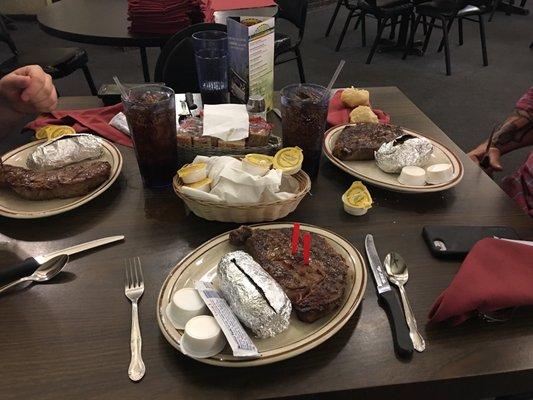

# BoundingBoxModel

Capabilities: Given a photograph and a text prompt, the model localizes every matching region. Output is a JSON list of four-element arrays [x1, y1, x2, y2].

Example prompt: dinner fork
[[125, 257, 145, 382]]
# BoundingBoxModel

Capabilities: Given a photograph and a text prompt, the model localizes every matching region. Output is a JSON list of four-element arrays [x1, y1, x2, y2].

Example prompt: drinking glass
[[122, 85, 178, 188], [192, 31, 229, 105], [280, 84, 330, 179]]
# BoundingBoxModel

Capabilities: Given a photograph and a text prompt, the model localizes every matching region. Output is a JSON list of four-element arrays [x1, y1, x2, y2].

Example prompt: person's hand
[[0, 65, 57, 115], [467, 141, 503, 175]]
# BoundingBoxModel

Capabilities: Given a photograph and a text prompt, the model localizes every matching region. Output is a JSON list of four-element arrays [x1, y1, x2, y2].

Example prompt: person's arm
[[468, 89, 533, 173], [0, 65, 58, 141]]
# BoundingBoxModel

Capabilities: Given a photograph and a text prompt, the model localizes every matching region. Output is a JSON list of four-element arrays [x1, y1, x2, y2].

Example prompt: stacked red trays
[[128, 0, 204, 35]]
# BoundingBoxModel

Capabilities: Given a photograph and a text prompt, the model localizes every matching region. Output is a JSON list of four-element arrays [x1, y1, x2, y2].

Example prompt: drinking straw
[[292, 223, 300, 255], [324, 59, 346, 98], [303, 233, 311, 265], [113, 75, 129, 101]]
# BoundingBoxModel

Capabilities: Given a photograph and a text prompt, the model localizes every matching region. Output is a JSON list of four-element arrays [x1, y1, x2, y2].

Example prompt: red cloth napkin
[[327, 89, 390, 126], [428, 238, 533, 325], [25, 103, 133, 148]]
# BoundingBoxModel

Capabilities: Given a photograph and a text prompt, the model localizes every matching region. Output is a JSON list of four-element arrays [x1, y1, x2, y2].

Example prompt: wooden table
[[1, 87, 532, 400], [37, 0, 172, 82]]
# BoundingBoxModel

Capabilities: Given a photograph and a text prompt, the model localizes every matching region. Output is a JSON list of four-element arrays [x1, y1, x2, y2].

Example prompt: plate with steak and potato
[[0, 136, 122, 218], [323, 122, 463, 193], [157, 223, 367, 367]]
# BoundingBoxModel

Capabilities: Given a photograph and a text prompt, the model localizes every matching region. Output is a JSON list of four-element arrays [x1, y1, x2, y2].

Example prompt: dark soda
[[280, 84, 330, 179], [123, 85, 178, 188]]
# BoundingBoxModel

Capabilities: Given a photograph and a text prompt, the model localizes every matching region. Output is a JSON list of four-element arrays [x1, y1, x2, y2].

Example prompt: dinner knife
[[0, 235, 125, 283], [365, 234, 413, 358]]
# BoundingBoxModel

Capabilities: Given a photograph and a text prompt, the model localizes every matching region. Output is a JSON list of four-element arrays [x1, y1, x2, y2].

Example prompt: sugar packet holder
[[195, 281, 260, 358]]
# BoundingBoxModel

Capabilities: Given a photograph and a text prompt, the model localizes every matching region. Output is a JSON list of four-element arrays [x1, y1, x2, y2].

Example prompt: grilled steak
[[0, 161, 111, 200], [332, 122, 403, 161], [229, 226, 348, 323]]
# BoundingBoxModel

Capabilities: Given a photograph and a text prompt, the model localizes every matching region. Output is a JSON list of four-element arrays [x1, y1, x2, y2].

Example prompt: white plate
[[323, 124, 464, 193], [0, 138, 122, 218], [157, 222, 367, 367]]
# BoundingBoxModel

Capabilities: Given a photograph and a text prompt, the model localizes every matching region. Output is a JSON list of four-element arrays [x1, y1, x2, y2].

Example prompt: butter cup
[[342, 181, 372, 216], [342, 192, 369, 215], [166, 288, 208, 330], [398, 166, 426, 186], [426, 163, 453, 185], [241, 155, 272, 176], [180, 315, 227, 359], [178, 163, 207, 184]]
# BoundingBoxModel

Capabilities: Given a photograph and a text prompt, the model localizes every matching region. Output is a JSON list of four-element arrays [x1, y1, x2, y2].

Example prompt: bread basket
[[173, 167, 311, 223]]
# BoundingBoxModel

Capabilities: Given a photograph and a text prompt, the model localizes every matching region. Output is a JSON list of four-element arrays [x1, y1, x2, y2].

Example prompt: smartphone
[[422, 225, 520, 259]]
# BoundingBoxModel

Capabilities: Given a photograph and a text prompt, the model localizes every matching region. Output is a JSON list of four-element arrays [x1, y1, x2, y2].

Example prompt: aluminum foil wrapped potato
[[375, 134, 433, 173], [218, 251, 291, 338], [27, 134, 104, 170]]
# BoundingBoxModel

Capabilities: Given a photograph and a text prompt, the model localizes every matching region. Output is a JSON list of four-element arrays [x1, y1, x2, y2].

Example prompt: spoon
[[384, 252, 426, 352], [0, 254, 69, 295]]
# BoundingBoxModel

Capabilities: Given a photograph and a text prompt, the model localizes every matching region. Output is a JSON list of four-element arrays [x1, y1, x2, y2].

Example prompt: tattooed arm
[[468, 88, 533, 172]]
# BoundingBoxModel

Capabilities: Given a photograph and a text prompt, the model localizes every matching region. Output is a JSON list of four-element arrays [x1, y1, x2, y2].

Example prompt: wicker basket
[[177, 135, 282, 166], [173, 168, 311, 223]]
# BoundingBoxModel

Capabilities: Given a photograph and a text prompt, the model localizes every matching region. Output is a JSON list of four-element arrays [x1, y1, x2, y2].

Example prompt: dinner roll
[[349, 106, 378, 123], [341, 87, 370, 108]]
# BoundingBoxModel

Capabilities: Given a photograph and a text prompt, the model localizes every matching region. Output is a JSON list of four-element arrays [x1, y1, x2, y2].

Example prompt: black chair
[[0, 14, 97, 95], [358, 0, 414, 64], [333, 1, 367, 51], [326, 0, 365, 37], [274, 0, 308, 83], [326, 0, 346, 36], [154, 23, 226, 93], [403, 0, 488, 75], [489, 0, 528, 21]]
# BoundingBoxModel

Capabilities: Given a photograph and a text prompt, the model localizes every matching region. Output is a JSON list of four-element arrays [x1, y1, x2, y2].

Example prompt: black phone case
[[422, 225, 520, 259]]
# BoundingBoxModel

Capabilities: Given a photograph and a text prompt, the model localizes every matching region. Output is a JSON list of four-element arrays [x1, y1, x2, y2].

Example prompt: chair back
[[154, 23, 226, 93], [434, 0, 467, 9], [0, 14, 17, 55], [275, 0, 308, 40]]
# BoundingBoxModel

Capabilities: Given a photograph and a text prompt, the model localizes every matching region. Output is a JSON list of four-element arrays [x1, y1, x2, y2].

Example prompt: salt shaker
[[247, 94, 267, 121]]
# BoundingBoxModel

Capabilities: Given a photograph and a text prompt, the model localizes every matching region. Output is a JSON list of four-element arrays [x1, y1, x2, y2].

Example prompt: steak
[[0, 161, 112, 200], [332, 122, 403, 161], [229, 226, 349, 323]]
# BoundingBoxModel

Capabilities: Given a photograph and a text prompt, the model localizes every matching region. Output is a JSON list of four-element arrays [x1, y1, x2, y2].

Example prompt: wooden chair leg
[[458, 17, 463, 45], [326, 0, 344, 37], [438, 18, 454, 52], [294, 47, 306, 83], [361, 13, 367, 47], [440, 17, 452, 75], [422, 17, 435, 53], [478, 14, 488, 66], [335, 8, 355, 51], [81, 65, 97, 95], [366, 18, 387, 64], [403, 13, 422, 59]]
